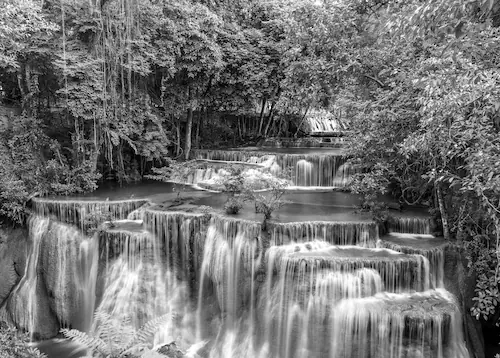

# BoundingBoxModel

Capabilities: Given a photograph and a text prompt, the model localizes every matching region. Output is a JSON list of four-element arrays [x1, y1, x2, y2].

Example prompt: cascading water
[[32, 198, 148, 229], [7, 195, 468, 358], [3, 216, 50, 339], [329, 290, 468, 358], [196, 216, 262, 339], [389, 216, 432, 235], [2, 215, 98, 338], [269, 221, 378, 247], [296, 160, 314, 186], [95, 221, 196, 348], [377, 231, 449, 289], [307, 116, 343, 133], [193, 149, 353, 188]]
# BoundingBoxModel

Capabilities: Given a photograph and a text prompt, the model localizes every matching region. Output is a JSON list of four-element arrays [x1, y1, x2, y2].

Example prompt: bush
[[0, 322, 47, 358], [252, 174, 289, 226], [223, 196, 244, 215]]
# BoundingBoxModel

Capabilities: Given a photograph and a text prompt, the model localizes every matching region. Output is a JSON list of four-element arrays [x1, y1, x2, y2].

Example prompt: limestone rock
[[444, 247, 484, 358], [39, 221, 84, 327], [0, 227, 29, 306]]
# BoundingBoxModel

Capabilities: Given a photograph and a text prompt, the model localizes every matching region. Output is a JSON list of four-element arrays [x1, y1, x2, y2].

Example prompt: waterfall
[[193, 150, 349, 187], [5, 216, 50, 339], [267, 243, 430, 293], [6, 196, 468, 358], [389, 216, 432, 235], [307, 117, 343, 133], [296, 160, 314, 186], [32, 198, 148, 229], [378, 235, 447, 288], [94, 223, 195, 348], [270, 221, 378, 247], [4, 216, 98, 338], [141, 209, 204, 279], [330, 290, 469, 358], [197, 216, 262, 331]]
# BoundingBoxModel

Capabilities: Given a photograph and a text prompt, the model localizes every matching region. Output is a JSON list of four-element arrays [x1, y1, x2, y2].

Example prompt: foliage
[[223, 196, 244, 215], [0, 322, 47, 358], [251, 173, 289, 225], [146, 158, 199, 200], [339, 0, 500, 325], [214, 166, 248, 214], [61, 308, 172, 358], [198, 205, 213, 224], [466, 235, 500, 322]]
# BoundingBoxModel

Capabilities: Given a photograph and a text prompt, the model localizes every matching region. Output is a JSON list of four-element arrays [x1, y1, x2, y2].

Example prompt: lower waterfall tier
[[3, 206, 469, 358]]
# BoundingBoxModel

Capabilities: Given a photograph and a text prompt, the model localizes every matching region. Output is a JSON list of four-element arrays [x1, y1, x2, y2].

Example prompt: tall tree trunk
[[436, 183, 450, 240], [195, 109, 202, 149], [175, 118, 181, 157], [237, 116, 242, 140], [264, 102, 277, 137], [258, 98, 267, 135], [294, 105, 310, 137], [184, 107, 193, 160]]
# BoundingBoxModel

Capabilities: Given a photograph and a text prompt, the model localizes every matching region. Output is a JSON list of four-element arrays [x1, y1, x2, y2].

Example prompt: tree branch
[[363, 74, 386, 88]]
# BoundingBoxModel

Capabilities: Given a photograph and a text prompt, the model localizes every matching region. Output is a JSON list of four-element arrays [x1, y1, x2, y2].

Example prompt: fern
[[60, 329, 108, 356], [62, 308, 174, 358], [127, 314, 171, 349]]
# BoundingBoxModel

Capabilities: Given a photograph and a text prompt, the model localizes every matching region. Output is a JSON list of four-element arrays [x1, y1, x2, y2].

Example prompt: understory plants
[[0, 322, 47, 358], [61, 309, 172, 358]]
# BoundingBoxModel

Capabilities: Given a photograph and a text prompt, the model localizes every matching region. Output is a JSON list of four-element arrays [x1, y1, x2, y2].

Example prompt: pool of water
[[381, 232, 447, 249], [34, 339, 86, 358], [193, 191, 372, 223], [40, 180, 208, 204]]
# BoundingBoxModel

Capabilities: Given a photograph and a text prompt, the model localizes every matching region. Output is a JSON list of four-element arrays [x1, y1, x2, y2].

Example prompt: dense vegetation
[[1, 0, 500, 341]]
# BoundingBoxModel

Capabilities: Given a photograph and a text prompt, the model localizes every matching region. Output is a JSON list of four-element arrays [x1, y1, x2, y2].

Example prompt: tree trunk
[[436, 183, 450, 240], [195, 110, 202, 148], [237, 116, 242, 140], [258, 99, 267, 135], [175, 118, 181, 157], [264, 102, 276, 137], [294, 105, 310, 137], [184, 107, 193, 160]]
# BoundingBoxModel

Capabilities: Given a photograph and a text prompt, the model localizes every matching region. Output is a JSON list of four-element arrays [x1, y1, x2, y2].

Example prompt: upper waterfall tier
[[193, 149, 356, 188], [388, 215, 432, 235]]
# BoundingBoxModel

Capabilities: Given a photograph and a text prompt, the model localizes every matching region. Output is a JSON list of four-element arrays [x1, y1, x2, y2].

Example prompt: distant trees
[[340, 0, 500, 324]]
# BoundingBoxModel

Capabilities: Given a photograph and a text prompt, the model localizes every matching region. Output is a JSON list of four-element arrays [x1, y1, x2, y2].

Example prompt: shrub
[[223, 196, 244, 215], [0, 322, 47, 358]]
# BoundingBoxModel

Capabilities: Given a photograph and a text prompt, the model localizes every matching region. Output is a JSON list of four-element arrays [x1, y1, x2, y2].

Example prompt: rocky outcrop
[[0, 226, 28, 306], [39, 221, 86, 328], [444, 246, 485, 358]]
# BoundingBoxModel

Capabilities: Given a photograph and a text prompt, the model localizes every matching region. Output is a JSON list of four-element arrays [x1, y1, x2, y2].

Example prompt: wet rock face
[[0, 224, 59, 339], [0, 227, 28, 306], [39, 222, 81, 327], [443, 247, 485, 358], [157, 342, 184, 357]]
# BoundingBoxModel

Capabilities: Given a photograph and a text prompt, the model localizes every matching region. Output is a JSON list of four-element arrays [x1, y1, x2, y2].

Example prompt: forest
[[1, 0, 500, 354]]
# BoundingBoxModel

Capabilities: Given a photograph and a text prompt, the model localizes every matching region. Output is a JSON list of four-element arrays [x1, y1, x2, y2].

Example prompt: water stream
[[3, 144, 469, 358]]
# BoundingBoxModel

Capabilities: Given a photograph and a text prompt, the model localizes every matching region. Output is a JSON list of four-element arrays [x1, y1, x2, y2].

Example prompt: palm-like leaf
[[60, 328, 108, 356]]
